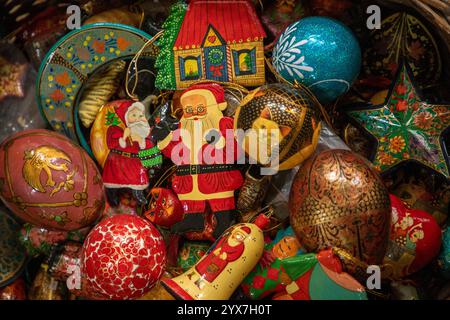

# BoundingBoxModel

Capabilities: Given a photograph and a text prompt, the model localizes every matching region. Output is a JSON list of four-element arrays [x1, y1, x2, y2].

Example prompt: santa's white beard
[[128, 121, 150, 149], [180, 112, 222, 147]]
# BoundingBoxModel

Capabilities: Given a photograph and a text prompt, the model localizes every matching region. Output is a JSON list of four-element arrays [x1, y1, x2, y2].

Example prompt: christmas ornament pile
[[0, 0, 449, 301]]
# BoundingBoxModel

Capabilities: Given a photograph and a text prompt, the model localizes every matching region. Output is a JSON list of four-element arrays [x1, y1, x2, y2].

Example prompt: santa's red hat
[[181, 83, 227, 111], [114, 100, 145, 125]]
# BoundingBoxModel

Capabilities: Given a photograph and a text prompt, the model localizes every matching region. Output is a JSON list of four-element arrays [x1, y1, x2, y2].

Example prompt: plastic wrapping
[[0, 43, 46, 144]]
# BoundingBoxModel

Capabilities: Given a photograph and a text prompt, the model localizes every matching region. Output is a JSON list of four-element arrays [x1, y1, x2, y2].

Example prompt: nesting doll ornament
[[91, 100, 162, 207], [153, 83, 244, 239], [383, 195, 442, 279]]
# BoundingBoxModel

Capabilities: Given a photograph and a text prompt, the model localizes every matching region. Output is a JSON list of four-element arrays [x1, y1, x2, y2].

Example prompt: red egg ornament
[[82, 214, 166, 300], [383, 195, 442, 279], [0, 129, 104, 231]]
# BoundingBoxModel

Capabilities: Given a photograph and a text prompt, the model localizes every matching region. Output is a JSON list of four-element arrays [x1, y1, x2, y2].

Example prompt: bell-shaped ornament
[[161, 217, 268, 300]]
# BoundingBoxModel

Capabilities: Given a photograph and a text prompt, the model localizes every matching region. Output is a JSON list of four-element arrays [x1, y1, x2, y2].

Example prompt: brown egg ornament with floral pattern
[[0, 129, 105, 231], [289, 149, 391, 266]]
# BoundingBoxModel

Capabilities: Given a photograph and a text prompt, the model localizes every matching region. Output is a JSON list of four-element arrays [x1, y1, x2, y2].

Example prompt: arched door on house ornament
[[204, 45, 229, 82]]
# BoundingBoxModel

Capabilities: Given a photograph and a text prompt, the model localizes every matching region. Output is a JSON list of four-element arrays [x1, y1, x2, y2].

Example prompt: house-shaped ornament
[[156, 0, 266, 90]]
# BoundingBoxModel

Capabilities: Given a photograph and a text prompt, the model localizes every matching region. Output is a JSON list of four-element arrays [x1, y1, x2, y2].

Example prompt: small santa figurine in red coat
[[103, 100, 161, 207], [194, 226, 249, 283], [153, 83, 243, 239]]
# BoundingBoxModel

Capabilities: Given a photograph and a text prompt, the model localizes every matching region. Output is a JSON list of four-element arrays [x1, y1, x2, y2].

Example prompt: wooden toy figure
[[101, 100, 162, 207], [162, 221, 265, 300], [153, 83, 244, 239]]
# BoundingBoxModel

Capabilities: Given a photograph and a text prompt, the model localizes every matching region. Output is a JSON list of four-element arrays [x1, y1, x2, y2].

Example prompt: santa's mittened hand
[[205, 129, 221, 144], [151, 124, 171, 142]]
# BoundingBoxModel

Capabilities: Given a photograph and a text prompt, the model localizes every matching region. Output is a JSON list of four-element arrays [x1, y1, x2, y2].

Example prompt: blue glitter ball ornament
[[273, 16, 361, 104]]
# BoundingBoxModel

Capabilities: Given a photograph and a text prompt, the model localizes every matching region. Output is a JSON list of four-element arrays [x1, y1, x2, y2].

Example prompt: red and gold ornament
[[289, 149, 391, 266], [0, 129, 105, 231]]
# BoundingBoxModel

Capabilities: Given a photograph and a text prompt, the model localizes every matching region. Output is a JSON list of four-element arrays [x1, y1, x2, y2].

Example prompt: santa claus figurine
[[153, 83, 243, 239], [102, 100, 161, 207]]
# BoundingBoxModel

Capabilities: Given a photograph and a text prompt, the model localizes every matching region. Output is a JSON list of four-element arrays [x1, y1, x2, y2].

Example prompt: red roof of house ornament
[[173, 0, 266, 50]]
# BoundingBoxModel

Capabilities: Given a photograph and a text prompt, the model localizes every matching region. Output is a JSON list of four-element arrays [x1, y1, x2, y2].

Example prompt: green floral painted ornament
[[345, 62, 450, 178]]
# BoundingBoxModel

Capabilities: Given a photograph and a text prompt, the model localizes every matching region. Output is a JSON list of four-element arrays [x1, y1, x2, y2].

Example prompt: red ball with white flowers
[[82, 214, 166, 300]]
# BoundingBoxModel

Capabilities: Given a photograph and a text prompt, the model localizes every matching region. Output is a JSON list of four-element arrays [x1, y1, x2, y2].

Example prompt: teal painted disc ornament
[[273, 16, 361, 104], [438, 226, 450, 279], [0, 208, 26, 287], [36, 23, 158, 155]]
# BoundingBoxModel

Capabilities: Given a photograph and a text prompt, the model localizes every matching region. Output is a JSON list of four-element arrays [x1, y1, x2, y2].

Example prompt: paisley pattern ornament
[[0, 208, 26, 287], [36, 23, 158, 153], [82, 214, 166, 300], [273, 16, 361, 104], [289, 149, 391, 266], [0, 129, 105, 231], [346, 63, 450, 178], [362, 12, 441, 89]]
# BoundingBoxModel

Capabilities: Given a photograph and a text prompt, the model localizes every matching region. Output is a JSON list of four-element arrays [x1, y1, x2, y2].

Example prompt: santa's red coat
[[195, 236, 244, 282], [160, 117, 243, 197], [102, 126, 153, 190]]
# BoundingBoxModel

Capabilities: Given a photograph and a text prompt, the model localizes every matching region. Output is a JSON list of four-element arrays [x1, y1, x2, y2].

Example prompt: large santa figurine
[[153, 83, 243, 239], [102, 100, 161, 206]]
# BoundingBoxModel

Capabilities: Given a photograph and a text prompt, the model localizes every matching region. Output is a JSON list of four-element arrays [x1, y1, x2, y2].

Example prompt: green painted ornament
[[177, 241, 210, 271], [345, 62, 450, 178]]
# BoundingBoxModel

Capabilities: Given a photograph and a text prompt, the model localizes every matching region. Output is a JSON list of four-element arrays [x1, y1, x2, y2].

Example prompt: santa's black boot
[[106, 188, 120, 207], [132, 189, 148, 206], [171, 213, 205, 234], [212, 210, 236, 239]]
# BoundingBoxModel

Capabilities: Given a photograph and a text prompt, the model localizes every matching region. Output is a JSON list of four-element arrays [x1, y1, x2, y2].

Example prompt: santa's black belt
[[176, 164, 236, 175], [110, 149, 139, 158]]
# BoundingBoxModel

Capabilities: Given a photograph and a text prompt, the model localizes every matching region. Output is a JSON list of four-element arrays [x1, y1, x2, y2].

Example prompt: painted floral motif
[[38, 24, 156, 142], [363, 12, 442, 89], [389, 136, 406, 154], [347, 63, 450, 177], [273, 22, 314, 79], [83, 214, 166, 300]]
